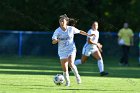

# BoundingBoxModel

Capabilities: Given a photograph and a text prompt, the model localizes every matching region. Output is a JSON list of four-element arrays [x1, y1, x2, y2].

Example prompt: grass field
[[0, 56, 139, 93]]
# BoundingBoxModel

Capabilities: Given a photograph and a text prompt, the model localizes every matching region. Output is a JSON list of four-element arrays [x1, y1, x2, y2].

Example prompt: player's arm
[[52, 39, 59, 44], [88, 38, 102, 52], [79, 30, 95, 36], [79, 30, 88, 36], [88, 34, 96, 37], [88, 38, 102, 46], [52, 30, 59, 44]]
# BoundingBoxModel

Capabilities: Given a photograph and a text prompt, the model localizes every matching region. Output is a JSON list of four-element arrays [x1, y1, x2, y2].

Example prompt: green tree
[[0, 0, 139, 32]]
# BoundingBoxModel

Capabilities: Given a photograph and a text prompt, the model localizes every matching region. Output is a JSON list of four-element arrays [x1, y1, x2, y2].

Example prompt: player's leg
[[74, 55, 88, 65], [92, 50, 104, 72], [120, 45, 125, 65], [92, 49, 108, 76], [74, 46, 90, 65], [68, 54, 81, 84], [60, 58, 70, 86], [123, 46, 130, 66]]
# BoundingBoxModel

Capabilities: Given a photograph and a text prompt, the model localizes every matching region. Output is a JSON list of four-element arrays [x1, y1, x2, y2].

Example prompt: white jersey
[[85, 29, 99, 48], [82, 29, 99, 56], [52, 26, 80, 58]]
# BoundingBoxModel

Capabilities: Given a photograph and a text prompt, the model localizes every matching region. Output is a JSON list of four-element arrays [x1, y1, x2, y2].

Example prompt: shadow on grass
[[0, 71, 61, 75], [1, 83, 54, 87], [60, 88, 134, 92], [0, 56, 139, 78]]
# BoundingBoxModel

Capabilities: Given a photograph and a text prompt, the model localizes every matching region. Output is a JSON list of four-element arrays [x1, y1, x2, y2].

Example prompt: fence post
[[18, 31, 23, 57]]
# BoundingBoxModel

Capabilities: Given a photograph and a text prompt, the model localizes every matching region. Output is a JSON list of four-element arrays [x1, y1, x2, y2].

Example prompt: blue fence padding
[[0, 30, 139, 57], [0, 30, 53, 34]]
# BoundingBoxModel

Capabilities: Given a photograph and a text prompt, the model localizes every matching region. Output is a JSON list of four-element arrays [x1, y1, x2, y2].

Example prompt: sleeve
[[72, 27, 80, 34], [52, 30, 58, 40], [139, 32, 140, 38]]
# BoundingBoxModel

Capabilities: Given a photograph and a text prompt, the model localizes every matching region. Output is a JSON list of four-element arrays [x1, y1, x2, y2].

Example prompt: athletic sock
[[74, 59, 82, 65], [97, 59, 104, 72], [71, 65, 81, 83], [71, 65, 80, 78], [63, 72, 70, 84]]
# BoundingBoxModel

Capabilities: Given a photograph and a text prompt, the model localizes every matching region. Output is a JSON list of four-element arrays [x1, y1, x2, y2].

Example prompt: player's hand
[[88, 34, 95, 37], [52, 39, 59, 44], [80, 31, 88, 36], [97, 43, 102, 48], [97, 43, 103, 52]]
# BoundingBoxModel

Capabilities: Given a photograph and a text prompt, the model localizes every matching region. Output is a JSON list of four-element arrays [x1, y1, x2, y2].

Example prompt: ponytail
[[68, 18, 78, 27]]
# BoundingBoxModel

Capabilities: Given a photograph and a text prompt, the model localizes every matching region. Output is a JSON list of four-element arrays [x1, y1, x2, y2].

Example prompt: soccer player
[[52, 14, 87, 86], [74, 21, 109, 76]]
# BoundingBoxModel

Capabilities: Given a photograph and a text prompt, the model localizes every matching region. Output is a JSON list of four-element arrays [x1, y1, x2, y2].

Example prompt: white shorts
[[82, 44, 98, 56], [58, 49, 76, 59]]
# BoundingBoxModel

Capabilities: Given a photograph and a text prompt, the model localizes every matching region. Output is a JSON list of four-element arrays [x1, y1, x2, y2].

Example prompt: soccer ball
[[53, 74, 65, 85]]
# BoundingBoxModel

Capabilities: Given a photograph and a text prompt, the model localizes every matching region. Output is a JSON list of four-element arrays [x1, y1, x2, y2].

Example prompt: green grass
[[0, 56, 139, 93]]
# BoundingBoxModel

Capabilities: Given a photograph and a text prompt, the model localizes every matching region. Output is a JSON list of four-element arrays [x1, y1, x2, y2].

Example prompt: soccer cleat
[[100, 71, 109, 76], [76, 76, 81, 84], [65, 82, 70, 86]]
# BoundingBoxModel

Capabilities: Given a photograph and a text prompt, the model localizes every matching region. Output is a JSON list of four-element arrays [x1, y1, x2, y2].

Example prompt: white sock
[[97, 59, 104, 72], [74, 59, 82, 65], [63, 72, 70, 83], [71, 65, 80, 78]]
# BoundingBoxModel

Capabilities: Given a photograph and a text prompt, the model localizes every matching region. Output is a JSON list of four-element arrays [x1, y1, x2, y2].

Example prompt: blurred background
[[0, 0, 140, 31], [0, 0, 139, 59]]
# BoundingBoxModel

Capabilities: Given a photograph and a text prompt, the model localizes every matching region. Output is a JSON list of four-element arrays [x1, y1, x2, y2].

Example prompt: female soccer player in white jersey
[[74, 21, 108, 76], [52, 14, 87, 86]]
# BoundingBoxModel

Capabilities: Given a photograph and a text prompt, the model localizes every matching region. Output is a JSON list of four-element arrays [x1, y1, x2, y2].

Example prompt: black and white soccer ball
[[53, 74, 65, 85]]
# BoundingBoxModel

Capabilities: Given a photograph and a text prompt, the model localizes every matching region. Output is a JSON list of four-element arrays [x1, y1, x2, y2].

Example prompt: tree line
[[0, 0, 139, 32]]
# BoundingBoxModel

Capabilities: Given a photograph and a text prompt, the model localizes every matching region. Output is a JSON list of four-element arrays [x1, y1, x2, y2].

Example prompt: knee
[[98, 57, 102, 60], [97, 57, 102, 61]]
